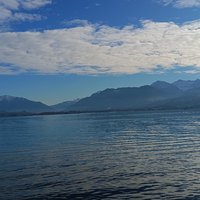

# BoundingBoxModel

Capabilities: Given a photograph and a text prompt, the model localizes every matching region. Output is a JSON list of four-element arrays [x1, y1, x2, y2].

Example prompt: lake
[[1, 111, 200, 200]]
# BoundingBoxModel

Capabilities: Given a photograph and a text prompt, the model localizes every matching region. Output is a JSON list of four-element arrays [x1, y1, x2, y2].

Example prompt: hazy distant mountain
[[67, 85, 182, 111], [51, 99, 79, 111], [151, 81, 172, 89], [172, 79, 200, 91], [151, 87, 200, 110], [2, 79, 200, 114], [66, 79, 200, 112], [0, 95, 51, 113], [151, 81, 182, 95], [174, 87, 200, 107]]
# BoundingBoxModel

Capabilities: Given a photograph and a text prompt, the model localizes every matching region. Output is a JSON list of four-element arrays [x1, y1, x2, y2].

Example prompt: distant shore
[[1, 107, 200, 118]]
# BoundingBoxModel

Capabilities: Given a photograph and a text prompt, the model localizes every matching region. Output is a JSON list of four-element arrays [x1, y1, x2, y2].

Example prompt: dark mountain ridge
[[67, 85, 182, 111], [0, 95, 51, 113], [173, 79, 200, 91], [1, 79, 200, 114], [66, 79, 200, 112]]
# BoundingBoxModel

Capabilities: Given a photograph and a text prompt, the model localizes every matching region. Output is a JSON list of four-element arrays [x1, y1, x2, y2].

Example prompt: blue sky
[[1, 0, 200, 104]]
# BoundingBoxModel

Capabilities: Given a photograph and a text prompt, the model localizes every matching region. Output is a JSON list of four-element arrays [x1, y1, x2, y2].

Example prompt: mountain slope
[[146, 86, 200, 110], [51, 99, 79, 111], [151, 81, 182, 96], [0, 95, 51, 113], [172, 79, 200, 91], [67, 85, 182, 111], [151, 81, 172, 89], [2, 79, 200, 114]]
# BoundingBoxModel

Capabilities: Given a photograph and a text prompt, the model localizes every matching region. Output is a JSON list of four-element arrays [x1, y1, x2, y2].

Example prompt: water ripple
[[1, 111, 200, 199]]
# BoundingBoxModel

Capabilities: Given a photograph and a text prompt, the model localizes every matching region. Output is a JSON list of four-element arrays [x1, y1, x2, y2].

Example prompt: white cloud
[[20, 0, 51, 9], [0, 0, 51, 25], [1, 20, 200, 75], [0, 0, 20, 10], [0, 6, 12, 21], [13, 13, 42, 21], [161, 0, 200, 8]]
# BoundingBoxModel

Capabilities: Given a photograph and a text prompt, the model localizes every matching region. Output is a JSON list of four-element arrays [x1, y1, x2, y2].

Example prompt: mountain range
[[1, 79, 200, 115]]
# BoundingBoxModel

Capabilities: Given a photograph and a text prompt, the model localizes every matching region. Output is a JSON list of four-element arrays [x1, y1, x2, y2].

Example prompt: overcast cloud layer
[[1, 20, 200, 75]]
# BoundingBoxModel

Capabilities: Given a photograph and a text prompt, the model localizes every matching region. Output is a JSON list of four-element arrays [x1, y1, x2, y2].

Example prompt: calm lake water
[[1, 111, 200, 200]]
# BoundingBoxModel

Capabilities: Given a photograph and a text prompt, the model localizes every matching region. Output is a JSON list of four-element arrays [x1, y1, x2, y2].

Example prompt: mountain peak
[[151, 81, 172, 89], [0, 95, 18, 101], [0, 95, 51, 113], [173, 79, 200, 91]]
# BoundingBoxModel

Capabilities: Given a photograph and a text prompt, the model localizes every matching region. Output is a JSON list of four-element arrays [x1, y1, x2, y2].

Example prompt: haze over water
[[1, 111, 200, 199]]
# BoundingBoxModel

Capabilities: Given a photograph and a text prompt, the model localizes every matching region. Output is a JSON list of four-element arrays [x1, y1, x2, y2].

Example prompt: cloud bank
[[0, 0, 51, 25], [161, 0, 200, 8], [1, 20, 200, 75]]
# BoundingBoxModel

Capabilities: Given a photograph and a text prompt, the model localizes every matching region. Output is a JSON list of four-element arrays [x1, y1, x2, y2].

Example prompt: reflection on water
[[1, 111, 200, 199]]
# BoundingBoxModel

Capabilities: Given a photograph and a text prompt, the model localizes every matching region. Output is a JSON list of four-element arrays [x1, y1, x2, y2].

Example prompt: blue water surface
[[1, 111, 200, 200]]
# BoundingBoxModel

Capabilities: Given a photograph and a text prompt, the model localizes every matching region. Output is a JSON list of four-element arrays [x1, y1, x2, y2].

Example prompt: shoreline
[[1, 107, 200, 118]]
